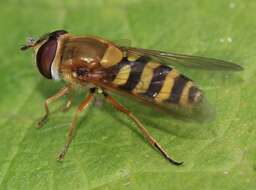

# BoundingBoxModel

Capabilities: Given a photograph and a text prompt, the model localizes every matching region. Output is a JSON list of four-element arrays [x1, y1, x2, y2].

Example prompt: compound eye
[[36, 38, 57, 79]]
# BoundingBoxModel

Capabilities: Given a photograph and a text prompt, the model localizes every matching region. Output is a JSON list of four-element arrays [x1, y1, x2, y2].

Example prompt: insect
[[21, 30, 243, 165]]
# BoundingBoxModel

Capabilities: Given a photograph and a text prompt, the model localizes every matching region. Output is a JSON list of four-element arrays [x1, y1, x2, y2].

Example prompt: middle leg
[[57, 88, 96, 161]]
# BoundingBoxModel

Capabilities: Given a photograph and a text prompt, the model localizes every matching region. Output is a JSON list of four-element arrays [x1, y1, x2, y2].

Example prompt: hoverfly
[[21, 30, 243, 165]]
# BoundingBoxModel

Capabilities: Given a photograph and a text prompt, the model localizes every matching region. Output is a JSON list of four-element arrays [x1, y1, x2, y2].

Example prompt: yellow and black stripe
[[107, 55, 202, 107]]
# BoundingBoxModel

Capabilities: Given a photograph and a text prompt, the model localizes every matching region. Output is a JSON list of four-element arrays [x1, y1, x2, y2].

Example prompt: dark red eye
[[36, 38, 57, 79]]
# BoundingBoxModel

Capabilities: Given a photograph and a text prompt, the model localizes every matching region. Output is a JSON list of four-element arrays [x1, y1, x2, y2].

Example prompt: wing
[[120, 47, 243, 71]]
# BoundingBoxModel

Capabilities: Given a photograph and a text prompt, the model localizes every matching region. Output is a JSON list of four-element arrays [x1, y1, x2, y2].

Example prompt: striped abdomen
[[106, 55, 202, 107]]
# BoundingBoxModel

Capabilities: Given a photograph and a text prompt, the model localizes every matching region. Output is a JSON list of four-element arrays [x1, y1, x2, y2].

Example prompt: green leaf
[[0, 0, 255, 189]]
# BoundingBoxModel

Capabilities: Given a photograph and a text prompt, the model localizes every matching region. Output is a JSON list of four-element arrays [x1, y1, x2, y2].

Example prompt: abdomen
[[106, 55, 203, 107]]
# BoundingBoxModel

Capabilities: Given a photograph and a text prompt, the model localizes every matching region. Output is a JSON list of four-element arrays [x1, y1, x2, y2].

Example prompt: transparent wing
[[120, 47, 243, 71]]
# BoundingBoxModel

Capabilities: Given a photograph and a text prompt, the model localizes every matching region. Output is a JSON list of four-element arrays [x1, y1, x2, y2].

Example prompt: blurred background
[[0, 0, 255, 189]]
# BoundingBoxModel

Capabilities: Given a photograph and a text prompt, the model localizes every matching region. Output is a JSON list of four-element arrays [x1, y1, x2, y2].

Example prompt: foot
[[56, 144, 69, 161], [37, 115, 48, 128], [56, 151, 65, 161]]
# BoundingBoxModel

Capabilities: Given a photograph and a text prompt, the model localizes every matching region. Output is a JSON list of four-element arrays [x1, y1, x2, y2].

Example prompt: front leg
[[37, 85, 71, 128]]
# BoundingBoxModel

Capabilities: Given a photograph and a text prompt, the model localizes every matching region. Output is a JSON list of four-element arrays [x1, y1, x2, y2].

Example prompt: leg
[[103, 92, 183, 165], [61, 92, 72, 112], [57, 88, 96, 161], [38, 85, 70, 128]]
